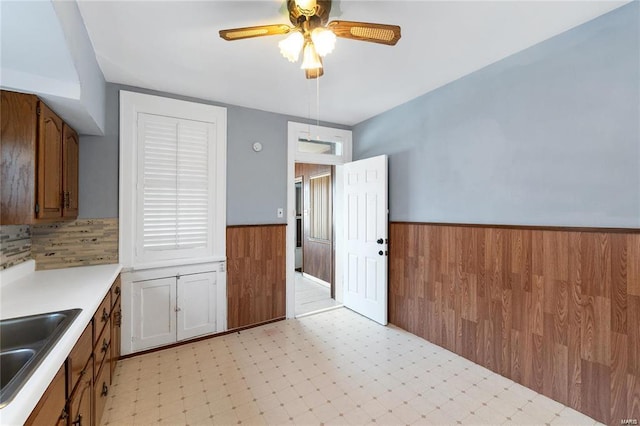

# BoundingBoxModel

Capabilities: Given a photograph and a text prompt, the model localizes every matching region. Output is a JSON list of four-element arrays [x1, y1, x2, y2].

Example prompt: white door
[[132, 277, 176, 351], [343, 155, 388, 325], [177, 272, 217, 341]]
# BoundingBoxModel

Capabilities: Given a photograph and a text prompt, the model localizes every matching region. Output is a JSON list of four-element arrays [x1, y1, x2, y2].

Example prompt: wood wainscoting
[[389, 222, 640, 425], [227, 224, 286, 329]]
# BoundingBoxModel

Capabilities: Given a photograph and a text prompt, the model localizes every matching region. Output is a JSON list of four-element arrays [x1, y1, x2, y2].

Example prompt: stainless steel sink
[[0, 308, 81, 407]]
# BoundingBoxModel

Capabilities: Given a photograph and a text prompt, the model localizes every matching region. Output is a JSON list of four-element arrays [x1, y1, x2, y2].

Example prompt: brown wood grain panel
[[581, 359, 610, 424], [1, 91, 38, 225], [611, 234, 628, 333], [610, 332, 627, 425], [227, 225, 286, 329], [389, 222, 639, 425], [628, 374, 640, 423], [296, 163, 333, 284], [628, 295, 640, 376], [37, 101, 63, 220], [629, 236, 640, 296]]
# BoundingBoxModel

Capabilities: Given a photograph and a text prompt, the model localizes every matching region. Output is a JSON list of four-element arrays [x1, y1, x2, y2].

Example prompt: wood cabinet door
[[25, 365, 67, 426], [110, 295, 121, 380], [67, 323, 93, 394], [93, 362, 110, 426], [62, 123, 79, 218], [36, 101, 63, 220], [1, 91, 38, 225], [68, 361, 92, 426]]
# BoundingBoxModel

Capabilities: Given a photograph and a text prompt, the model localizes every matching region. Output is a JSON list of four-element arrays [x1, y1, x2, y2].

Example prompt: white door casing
[[343, 155, 388, 325], [177, 272, 217, 341], [286, 122, 352, 319]]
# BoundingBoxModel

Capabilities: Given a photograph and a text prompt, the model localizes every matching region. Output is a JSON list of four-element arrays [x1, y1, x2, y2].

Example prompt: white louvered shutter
[[136, 113, 216, 263]]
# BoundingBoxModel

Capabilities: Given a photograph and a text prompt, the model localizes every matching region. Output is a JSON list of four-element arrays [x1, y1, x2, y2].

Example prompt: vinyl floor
[[294, 273, 339, 317], [102, 308, 602, 425]]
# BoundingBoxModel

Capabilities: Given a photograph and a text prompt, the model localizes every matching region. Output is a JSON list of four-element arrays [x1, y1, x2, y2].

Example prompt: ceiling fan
[[219, 0, 401, 79]]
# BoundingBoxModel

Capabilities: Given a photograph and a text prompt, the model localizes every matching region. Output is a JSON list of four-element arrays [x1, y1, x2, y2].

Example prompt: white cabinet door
[[177, 272, 217, 341], [132, 277, 176, 351]]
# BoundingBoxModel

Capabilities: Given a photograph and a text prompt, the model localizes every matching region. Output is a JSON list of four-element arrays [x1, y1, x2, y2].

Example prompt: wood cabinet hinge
[[36, 105, 41, 116], [35, 203, 39, 214]]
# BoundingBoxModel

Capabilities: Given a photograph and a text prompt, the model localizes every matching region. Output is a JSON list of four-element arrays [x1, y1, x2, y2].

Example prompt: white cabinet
[[176, 272, 217, 341], [133, 277, 176, 350], [122, 262, 226, 354]]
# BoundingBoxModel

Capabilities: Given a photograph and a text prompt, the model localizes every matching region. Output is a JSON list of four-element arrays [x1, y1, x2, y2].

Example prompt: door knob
[[377, 238, 383, 244], [378, 250, 383, 256]]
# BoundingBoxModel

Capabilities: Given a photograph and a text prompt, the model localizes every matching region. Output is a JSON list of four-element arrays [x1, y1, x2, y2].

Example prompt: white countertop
[[0, 261, 122, 426]]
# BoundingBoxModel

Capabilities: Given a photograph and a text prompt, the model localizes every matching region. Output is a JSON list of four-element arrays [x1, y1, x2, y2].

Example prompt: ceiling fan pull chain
[[316, 75, 320, 128]]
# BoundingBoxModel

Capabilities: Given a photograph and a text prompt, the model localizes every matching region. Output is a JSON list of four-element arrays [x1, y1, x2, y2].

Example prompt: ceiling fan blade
[[219, 24, 292, 41], [327, 20, 401, 46]]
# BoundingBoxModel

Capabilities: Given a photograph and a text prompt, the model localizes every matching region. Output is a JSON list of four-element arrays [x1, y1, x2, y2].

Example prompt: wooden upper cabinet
[[37, 102, 63, 220], [1, 91, 38, 224], [62, 124, 79, 218], [0, 90, 79, 224]]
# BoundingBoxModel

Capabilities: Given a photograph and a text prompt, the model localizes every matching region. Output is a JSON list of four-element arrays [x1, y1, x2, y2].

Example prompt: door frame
[[286, 122, 352, 319]]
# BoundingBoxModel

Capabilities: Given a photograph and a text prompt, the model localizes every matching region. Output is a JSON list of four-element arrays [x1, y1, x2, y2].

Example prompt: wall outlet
[[277, 208, 284, 218]]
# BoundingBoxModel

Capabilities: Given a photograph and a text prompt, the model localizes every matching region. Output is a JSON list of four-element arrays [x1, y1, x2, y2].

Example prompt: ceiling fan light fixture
[[279, 31, 304, 62], [295, 0, 317, 17], [310, 27, 336, 57], [300, 41, 322, 70]]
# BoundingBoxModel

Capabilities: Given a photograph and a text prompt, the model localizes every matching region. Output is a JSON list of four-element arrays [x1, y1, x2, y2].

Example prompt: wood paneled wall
[[227, 225, 286, 329], [295, 163, 333, 284], [389, 222, 640, 425]]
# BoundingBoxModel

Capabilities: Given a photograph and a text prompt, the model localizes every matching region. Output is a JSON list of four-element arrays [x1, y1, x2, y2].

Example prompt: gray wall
[[79, 83, 349, 225], [353, 2, 639, 228]]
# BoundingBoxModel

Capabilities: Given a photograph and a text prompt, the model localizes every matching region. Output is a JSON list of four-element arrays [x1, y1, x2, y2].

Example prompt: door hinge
[[34, 203, 39, 214]]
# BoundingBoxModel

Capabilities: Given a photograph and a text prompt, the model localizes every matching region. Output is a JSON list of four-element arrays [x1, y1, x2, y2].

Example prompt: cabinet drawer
[[93, 292, 111, 344], [67, 322, 92, 393], [94, 322, 111, 381], [93, 362, 110, 426]]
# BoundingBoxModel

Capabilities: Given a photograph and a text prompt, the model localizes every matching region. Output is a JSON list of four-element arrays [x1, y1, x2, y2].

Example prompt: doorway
[[294, 163, 340, 316], [286, 122, 352, 319], [286, 122, 390, 324]]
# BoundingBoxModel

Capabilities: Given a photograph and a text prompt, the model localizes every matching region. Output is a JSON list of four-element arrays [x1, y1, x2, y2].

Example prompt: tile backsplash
[[31, 218, 118, 270], [0, 225, 32, 269]]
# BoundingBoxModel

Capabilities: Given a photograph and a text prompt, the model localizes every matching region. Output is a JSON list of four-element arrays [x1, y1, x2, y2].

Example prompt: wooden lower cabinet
[[26, 275, 122, 426], [110, 295, 121, 379], [68, 362, 92, 426], [24, 365, 67, 426], [93, 363, 110, 426]]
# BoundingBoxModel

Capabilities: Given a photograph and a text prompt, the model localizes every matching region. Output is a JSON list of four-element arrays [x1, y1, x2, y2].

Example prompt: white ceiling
[[77, 0, 628, 126]]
